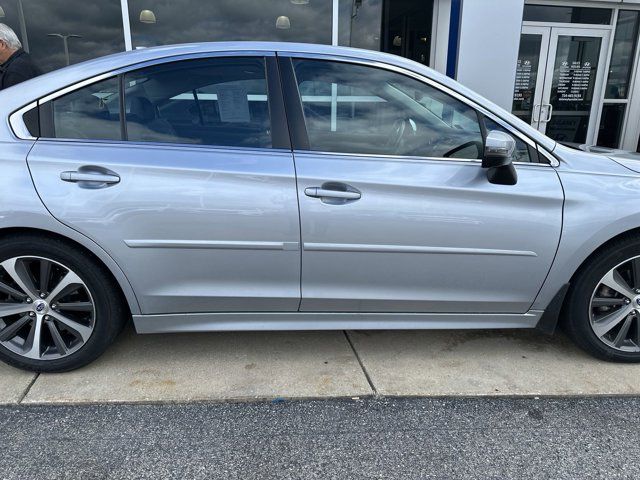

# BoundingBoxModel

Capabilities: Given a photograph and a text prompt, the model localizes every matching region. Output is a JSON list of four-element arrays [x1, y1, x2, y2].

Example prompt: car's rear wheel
[[564, 236, 640, 362], [0, 235, 126, 372]]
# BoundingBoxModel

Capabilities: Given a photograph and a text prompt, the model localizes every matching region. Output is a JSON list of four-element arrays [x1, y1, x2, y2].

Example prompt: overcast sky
[[128, 0, 333, 47], [1, 0, 124, 72]]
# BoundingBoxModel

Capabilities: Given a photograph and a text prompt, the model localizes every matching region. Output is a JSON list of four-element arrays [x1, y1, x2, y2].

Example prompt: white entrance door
[[513, 26, 610, 145]]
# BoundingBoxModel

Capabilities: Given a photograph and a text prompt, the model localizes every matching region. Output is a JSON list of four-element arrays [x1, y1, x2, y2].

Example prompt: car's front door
[[281, 56, 564, 314], [27, 54, 301, 314]]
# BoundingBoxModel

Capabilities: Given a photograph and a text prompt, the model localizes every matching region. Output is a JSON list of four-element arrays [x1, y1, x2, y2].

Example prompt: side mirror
[[482, 130, 518, 185]]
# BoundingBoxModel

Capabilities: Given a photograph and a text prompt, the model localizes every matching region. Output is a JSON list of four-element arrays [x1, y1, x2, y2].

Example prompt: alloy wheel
[[590, 255, 640, 352], [0, 256, 95, 360]]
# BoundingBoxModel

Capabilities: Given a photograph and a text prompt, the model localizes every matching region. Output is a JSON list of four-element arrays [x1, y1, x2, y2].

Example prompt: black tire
[[0, 234, 127, 372], [563, 235, 640, 362]]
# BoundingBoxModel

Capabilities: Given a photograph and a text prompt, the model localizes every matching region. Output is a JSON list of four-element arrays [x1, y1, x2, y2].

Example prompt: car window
[[124, 57, 272, 148], [51, 77, 121, 141], [483, 117, 532, 163], [292, 59, 483, 159]]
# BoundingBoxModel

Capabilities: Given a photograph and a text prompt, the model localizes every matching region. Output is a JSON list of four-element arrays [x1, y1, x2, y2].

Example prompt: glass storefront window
[[605, 10, 640, 100], [0, 0, 125, 73], [338, 0, 382, 51], [127, 0, 332, 48], [512, 33, 543, 124], [597, 10, 640, 148], [381, 0, 434, 65], [597, 104, 626, 148], [523, 5, 612, 25], [546, 35, 603, 145]]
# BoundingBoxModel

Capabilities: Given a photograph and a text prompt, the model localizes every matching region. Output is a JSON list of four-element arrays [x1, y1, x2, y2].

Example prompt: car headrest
[[129, 96, 155, 123]]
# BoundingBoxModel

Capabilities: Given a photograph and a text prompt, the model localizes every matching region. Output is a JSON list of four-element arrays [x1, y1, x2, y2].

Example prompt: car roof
[[0, 41, 555, 151]]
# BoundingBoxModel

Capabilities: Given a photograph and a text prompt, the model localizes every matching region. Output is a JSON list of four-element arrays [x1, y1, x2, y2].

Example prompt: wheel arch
[[0, 226, 140, 315], [568, 227, 640, 286], [536, 226, 640, 334]]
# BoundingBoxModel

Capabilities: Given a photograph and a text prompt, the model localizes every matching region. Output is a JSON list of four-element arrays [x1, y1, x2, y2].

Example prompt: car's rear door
[[27, 53, 301, 314], [279, 54, 563, 314]]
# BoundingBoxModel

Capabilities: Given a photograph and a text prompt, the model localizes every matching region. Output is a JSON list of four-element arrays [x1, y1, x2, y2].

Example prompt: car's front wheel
[[564, 235, 640, 362], [0, 235, 127, 372]]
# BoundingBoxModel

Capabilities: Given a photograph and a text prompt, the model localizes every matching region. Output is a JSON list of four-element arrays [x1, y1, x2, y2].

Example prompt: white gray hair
[[0, 24, 22, 50]]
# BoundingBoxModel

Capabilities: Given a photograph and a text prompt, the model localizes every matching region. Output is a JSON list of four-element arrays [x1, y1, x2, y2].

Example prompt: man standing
[[0, 24, 41, 90]]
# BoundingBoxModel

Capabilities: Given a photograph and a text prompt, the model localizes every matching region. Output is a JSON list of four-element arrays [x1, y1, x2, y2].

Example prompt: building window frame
[[618, 9, 640, 152], [120, 0, 133, 51], [596, 9, 640, 149], [522, 0, 640, 149]]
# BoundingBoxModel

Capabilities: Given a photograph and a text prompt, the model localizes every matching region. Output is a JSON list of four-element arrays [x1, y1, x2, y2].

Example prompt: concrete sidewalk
[[2, 327, 640, 404]]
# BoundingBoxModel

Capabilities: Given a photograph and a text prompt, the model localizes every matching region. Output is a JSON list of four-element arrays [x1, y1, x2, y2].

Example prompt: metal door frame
[[519, 25, 553, 131], [520, 24, 611, 144], [539, 26, 611, 144]]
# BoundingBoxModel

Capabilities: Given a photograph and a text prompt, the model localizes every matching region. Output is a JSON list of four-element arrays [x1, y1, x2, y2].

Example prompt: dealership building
[[1, 0, 640, 151]]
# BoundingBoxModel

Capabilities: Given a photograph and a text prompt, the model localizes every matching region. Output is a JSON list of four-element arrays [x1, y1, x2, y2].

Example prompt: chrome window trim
[[537, 146, 561, 167], [39, 72, 117, 105], [8, 102, 38, 141], [39, 50, 276, 105], [34, 51, 278, 149], [35, 137, 292, 156], [12, 48, 556, 168], [279, 51, 553, 165], [293, 149, 557, 168]]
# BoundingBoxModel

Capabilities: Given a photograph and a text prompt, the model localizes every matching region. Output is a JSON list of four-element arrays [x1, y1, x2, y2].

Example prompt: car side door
[[27, 53, 301, 314], [279, 55, 564, 314]]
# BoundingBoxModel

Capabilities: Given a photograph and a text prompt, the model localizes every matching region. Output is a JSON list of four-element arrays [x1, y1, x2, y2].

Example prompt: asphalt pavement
[[1, 396, 638, 479]]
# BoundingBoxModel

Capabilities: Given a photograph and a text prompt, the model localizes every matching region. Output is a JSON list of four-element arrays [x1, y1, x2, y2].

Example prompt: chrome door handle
[[544, 103, 553, 122], [60, 171, 120, 184], [532, 104, 542, 123], [304, 187, 361, 200]]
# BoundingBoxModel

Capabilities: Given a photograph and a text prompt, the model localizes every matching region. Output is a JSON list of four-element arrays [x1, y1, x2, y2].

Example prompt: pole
[[17, 0, 29, 53], [47, 34, 81, 67], [62, 37, 69, 66]]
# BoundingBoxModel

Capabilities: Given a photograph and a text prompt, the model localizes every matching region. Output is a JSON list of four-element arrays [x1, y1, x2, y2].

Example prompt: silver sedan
[[2, 42, 640, 371]]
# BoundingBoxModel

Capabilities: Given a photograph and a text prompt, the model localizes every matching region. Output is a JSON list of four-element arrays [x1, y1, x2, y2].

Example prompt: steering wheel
[[443, 140, 484, 159], [385, 118, 418, 154]]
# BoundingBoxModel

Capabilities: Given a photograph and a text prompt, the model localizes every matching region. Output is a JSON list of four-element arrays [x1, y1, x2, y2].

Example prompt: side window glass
[[124, 57, 272, 148], [483, 117, 532, 163], [292, 59, 483, 159], [51, 77, 121, 141]]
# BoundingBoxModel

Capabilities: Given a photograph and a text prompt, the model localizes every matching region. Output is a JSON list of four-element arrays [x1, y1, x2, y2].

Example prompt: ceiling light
[[276, 16, 291, 29], [139, 9, 157, 24], [290, 0, 310, 4], [0, 6, 5, 18]]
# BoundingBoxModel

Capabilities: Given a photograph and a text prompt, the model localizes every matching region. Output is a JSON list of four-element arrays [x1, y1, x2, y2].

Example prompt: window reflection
[[51, 77, 121, 141], [512, 34, 543, 124], [597, 104, 625, 148], [0, 0, 124, 73], [605, 10, 640, 100], [127, 0, 332, 48], [523, 5, 612, 25], [293, 59, 484, 158], [338, 0, 382, 50], [382, 0, 433, 65]]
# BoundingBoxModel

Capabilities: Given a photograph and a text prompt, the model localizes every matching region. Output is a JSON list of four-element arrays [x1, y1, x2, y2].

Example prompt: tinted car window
[[292, 59, 483, 159], [124, 57, 272, 148], [483, 117, 532, 163], [51, 77, 121, 141]]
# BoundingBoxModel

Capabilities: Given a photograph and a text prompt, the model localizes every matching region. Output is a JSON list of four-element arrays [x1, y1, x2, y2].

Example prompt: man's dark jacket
[[0, 49, 41, 90]]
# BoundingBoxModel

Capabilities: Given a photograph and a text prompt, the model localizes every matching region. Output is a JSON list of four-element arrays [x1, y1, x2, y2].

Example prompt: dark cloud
[[128, 0, 333, 47], [338, 0, 382, 50], [0, 0, 124, 72]]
